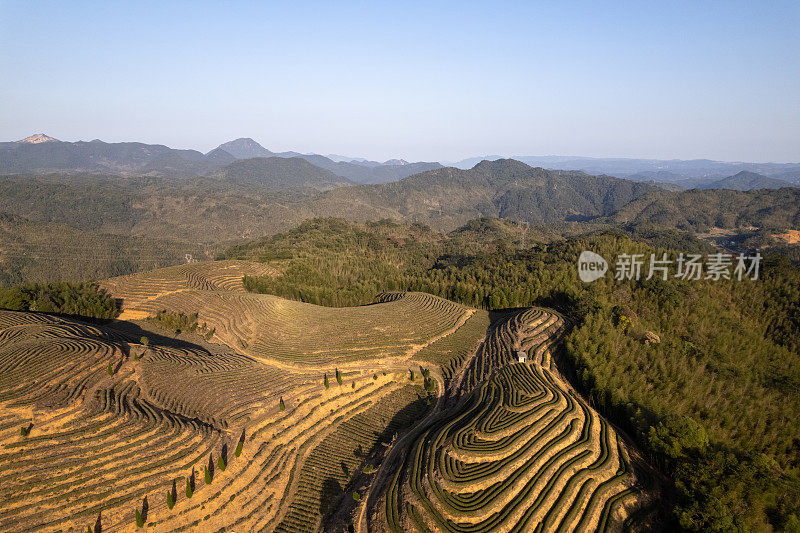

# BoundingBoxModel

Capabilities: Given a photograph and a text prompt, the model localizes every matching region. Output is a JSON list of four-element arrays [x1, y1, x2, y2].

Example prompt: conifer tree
[[324, 373, 329, 389], [279, 397, 285, 411], [235, 433, 244, 458]]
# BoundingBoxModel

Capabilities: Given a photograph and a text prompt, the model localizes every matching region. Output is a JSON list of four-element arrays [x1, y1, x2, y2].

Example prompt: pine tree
[[135, 508, 143, 528], [218, 455, 226, 471], [235, 440, 243, 458], [167, 490, 174, 510], [279, 397, 285, 411], [204, 465, 212, 484], [185, 478, 193, 498]]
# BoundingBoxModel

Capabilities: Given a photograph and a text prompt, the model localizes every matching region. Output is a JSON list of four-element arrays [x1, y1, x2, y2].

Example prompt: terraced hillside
[[111, 285, 473, 368], [0, 261, 646, 532], [367, 308, 643, 532], [100, 260, 278, 317]]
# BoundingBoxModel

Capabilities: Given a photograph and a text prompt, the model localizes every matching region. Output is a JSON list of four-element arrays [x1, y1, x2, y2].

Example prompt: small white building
[[517, 351, 527, 363]]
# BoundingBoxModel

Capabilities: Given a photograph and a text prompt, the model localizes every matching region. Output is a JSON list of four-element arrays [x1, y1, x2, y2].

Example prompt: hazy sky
[[1, 1, 798, 163]]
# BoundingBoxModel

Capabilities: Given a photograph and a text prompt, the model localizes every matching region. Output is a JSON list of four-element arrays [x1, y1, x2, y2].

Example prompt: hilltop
[[17, 133, 59, 144], [212, 156, 354, 190], [696, 170, 794, 191]]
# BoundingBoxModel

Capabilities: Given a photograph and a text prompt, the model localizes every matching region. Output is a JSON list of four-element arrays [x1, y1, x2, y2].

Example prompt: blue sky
[[1, 1, 798, 162]]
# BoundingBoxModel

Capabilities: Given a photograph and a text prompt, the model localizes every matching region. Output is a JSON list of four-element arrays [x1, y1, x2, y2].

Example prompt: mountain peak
[[17, 133, 59, 144], [215, 138, 273, 159]]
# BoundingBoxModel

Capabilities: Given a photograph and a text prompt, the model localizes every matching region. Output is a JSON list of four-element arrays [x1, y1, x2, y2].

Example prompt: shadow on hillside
[[320, 395, 430, 532], [319, 478, 344, 518], [105, 319, 217, 353]]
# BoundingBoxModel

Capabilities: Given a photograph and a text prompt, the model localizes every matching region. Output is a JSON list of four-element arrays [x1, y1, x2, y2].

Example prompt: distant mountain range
[[668, 171, 795, 191], [2, 134, 798, 190], [449, 155, 800, 186], [0, 157, 797, 284], [0, 135, 441, 185]]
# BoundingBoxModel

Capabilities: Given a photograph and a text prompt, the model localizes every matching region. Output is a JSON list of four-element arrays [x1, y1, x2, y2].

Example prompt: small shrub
[[363, 465, 375, 474], [352, 491, 361, 502], [351, 381, 356, 389], [140, 336, 149, 346], [373, 373, 377, 380], [149, 310, 199, 334]]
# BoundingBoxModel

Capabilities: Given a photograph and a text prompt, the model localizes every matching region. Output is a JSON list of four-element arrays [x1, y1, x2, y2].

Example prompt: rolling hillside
[[0, 259, 648, 532]]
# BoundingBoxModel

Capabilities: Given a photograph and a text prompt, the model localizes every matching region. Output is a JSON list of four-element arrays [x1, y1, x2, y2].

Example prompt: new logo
[[578, 251, 608, 282]]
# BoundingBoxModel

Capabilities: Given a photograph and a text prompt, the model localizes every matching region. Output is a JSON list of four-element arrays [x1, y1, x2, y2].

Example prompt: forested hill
[[303, 158, 661, 229], [211, 156, 354, 190], [609, 186, 800, 231]]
